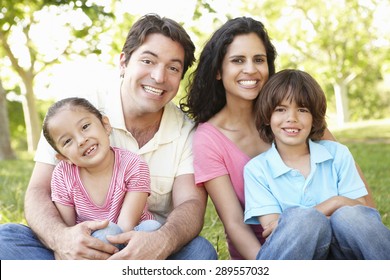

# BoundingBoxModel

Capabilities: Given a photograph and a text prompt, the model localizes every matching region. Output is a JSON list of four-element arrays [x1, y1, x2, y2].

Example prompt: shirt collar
[[265, 139, 333, 178], [104, 84, 185, 145]]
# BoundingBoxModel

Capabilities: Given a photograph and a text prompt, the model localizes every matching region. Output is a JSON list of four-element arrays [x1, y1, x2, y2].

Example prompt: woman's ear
[[216, 71, 221, 80], [102, 116, 112, 135]]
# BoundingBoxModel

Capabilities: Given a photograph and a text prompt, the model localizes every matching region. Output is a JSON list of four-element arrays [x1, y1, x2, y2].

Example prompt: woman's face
[[218, 33, 269, 103]]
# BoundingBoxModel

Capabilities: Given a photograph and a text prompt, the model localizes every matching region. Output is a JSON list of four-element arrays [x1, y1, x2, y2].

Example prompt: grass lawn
[[0, 120, 389, 260]]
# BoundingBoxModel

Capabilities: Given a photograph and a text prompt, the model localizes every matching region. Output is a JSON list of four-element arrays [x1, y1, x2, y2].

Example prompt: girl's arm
[[205, 175, 261, 260], [117, 191, 149, 232], [54, 203, 76, 226]]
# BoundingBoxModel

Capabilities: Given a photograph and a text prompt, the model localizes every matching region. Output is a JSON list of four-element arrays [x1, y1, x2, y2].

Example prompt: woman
[[181, 17, 375, 260]]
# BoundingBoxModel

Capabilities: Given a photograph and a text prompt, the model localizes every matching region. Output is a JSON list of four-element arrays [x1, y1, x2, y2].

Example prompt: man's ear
[[55, 153, 72, 164], [119, 52, 126, 78], [102, 116, 112, 135]]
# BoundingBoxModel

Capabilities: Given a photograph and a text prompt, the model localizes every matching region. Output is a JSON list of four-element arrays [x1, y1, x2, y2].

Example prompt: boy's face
[[270, 98, 313, 149], [119, 33, 185, 115], [49, 108, 112, 168]]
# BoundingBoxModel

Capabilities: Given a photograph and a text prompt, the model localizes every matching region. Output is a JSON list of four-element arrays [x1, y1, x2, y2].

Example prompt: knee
[[281, 207, 329, 232], [331, 205, 379, 233], [193, 236, 218, 260]]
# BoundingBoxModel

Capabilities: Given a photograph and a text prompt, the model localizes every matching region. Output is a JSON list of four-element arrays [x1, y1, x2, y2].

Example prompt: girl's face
[[49, 108, 112, 169], [270, 98, 313, 149], [218, 33, 269, 104]]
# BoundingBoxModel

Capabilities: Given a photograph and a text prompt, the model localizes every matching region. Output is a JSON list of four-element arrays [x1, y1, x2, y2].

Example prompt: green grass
[[1, 120, 389, 260]]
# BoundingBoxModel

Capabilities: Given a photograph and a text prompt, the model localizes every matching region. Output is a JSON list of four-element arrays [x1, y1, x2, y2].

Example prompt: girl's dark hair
[[180, 16, 277, 125], [42, 97, 103, 153], [255, 69, 327, 143], [122, 13, 195, 79]]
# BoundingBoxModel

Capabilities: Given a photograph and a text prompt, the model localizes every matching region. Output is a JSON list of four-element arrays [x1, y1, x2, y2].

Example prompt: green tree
[[0, 0, 114, 152], [249, 0, 390, 125], [0, 78, 15, 159]]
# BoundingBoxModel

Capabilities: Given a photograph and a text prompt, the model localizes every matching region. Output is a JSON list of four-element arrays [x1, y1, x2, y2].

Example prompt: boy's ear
[[102, 116, 112, 135], [55, 153, 72, 164]]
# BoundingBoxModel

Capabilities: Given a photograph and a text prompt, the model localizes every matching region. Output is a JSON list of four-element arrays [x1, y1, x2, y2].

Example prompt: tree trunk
[[0, 80, 16, 160], [333, 81, 350, 127], [22, 77, 41, 153]]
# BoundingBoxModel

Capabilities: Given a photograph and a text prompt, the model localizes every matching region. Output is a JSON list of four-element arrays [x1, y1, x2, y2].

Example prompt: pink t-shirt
[[51, 147, 155, 224], [193, 122, 264, 260]]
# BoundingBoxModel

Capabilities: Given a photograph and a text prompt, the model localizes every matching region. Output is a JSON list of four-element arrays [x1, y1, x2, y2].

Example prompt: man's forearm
[[158, 198, 205, 256], [24, 185, 65, 250]]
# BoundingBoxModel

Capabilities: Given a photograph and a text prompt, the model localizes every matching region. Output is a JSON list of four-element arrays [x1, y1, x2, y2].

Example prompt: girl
[[43, 97, 161, 250]]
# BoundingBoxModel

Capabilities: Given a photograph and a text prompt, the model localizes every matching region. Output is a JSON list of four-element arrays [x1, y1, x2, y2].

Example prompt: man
[[0, 14, 217, 260]]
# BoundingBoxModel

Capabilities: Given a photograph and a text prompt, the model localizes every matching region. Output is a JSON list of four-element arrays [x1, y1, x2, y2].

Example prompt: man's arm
[[108, 173, 207, 259], [24, 162, 117, 259]]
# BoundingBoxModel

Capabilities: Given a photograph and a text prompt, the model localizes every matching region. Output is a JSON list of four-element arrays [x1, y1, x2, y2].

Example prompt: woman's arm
[[206, 175, 261, 260]]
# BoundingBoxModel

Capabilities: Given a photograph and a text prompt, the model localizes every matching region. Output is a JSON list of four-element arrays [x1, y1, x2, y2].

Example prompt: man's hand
[[107, 230, 169, 260], [54, 220, 118, 260]]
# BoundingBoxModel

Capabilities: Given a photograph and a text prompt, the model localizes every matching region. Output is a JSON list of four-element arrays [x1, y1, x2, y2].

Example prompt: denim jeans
[[256, 205, 390, 260], [0, 223, 217, 260], [91, 220, 162, 250]]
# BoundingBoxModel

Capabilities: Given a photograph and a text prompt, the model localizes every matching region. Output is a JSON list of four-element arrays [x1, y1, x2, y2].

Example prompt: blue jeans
[[0, 223, 217, 260], [256, 206, 390, 260], [91, 220, 162, 250]]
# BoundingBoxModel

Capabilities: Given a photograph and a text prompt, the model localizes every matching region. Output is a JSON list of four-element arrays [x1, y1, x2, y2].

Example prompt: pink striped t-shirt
[[51, 147, 154, 224], [193, 122, 264, 260]]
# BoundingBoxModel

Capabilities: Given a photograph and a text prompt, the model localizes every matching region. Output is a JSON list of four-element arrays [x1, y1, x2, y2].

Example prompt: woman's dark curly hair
[[180, 17, 277, 125]]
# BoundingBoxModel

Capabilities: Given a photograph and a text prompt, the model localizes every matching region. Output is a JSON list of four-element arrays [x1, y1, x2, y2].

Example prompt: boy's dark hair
[[121, 13, 195, 79], [255, 69, 327, 143], [42, 97, 103, 153]]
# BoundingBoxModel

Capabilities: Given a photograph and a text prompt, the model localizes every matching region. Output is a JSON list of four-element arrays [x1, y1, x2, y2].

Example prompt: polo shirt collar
[[265, 139, 333, 178], [104, 85, 183, 145]]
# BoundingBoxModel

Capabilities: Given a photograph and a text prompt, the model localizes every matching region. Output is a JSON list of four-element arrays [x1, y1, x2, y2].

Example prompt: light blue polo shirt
[[244, 140, 368, 225]]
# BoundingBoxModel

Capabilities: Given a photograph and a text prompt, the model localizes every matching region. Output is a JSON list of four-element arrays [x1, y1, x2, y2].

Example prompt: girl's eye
[[82, 123, 90, 130], [63, 138, 71, 147]]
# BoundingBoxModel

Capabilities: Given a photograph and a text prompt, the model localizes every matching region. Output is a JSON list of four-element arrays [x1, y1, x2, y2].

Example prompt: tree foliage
[[0, 0, 115, 152], [244, 0, 390, 124]]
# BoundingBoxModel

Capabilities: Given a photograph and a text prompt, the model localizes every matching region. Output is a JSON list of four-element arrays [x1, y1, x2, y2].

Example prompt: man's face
[[119, 33, 185, 115]]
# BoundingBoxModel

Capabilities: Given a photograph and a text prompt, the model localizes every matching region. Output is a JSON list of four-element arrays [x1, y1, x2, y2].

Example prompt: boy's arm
[[315, 196, 366, 217], [322, 128, 375, 207], [259, 213, 280, 239]]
